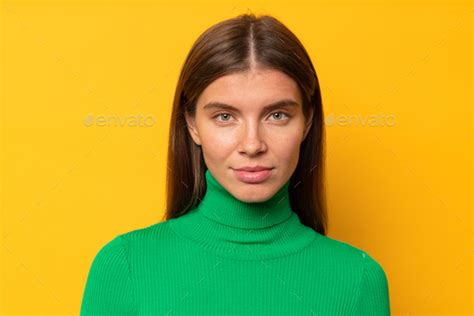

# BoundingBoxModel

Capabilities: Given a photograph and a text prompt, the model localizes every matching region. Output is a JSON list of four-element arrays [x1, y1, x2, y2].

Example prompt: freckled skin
[[185, 68, 313, 203]]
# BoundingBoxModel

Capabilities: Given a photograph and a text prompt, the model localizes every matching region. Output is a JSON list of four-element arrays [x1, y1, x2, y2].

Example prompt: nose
[[238, 122, 267, 156]]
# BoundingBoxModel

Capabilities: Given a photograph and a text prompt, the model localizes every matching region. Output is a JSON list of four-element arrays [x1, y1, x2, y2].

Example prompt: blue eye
[[271, 112, 289, 120], [213, 112, 290, 123], [216, 113, 232, 121]]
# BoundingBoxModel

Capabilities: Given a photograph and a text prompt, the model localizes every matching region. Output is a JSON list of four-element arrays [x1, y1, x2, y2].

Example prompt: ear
[[184, 111, 202, 146], [302, 106, 314, 141]]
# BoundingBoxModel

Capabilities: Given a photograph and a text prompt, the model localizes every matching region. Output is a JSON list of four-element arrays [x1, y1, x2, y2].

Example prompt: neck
[[197, 169, 292, 229], [168, 169, 317, 260]]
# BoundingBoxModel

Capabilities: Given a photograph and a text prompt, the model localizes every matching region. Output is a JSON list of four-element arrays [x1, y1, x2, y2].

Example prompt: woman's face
[[185, 68, 313, 203]]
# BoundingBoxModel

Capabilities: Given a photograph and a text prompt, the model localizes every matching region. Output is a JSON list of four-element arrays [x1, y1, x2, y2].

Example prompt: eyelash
[[213, 111, 291, 123]]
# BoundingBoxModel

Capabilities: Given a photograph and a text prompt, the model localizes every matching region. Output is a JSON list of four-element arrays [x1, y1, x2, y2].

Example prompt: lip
[[233, 167, 273, 184], [234, 166, 272, 172]]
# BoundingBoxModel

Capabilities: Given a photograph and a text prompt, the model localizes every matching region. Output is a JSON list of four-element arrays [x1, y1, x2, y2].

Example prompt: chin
[[235, 186, 275, 203]]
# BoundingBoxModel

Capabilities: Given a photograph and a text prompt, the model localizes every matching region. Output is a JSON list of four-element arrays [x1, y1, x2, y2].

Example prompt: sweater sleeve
[[80, 235, 136, 316], [354, 251, 391, 315]]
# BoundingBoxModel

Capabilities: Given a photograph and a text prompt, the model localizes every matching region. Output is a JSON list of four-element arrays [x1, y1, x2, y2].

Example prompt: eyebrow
[[202, 99, 299, 113]]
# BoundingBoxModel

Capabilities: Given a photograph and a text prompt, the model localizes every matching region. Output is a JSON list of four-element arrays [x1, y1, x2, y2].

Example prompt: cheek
[[200, 128, 238, 162], [269, 129, 303, 163]]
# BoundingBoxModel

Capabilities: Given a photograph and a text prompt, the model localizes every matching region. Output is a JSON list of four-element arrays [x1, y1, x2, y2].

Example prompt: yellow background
[[1, 0, 472, 315]]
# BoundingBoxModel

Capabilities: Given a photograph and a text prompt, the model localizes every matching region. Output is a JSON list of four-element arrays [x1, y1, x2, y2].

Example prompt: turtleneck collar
[[167, 169, 318, 260], [197, 169, 292, 229]]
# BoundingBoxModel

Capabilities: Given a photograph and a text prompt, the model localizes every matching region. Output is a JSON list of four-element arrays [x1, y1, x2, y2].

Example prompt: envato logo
[[325, 113, 396, 127], [83, 113, 156, 127]]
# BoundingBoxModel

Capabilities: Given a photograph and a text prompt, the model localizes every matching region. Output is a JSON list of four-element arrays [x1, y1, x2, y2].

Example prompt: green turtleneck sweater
[[81, 169, 390, 315]]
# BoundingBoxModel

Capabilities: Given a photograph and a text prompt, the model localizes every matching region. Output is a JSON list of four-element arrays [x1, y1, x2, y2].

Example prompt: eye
[[214, 113, 233, 122], [271, 111, 290, 121], [212, 111, 291, 123]]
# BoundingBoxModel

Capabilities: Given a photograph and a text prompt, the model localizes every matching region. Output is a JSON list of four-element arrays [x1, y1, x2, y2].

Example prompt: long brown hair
[[163, 13, 327, 235]]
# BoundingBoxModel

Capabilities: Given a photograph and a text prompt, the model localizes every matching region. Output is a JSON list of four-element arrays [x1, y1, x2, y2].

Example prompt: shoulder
[[119, 219, 176, 245], [88, 220, 174, 266], [88, 234, 129, 271], [81, 233, 138, 314], [312, 234, 385, 265], [312, 234, 390, 311], [309, 233, 389, 285], [306, 234, 390, 313], [106, 220, 184, 261]]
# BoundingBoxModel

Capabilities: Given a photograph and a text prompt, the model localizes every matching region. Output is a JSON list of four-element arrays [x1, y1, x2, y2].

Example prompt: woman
[[81, 13, 390, 315]]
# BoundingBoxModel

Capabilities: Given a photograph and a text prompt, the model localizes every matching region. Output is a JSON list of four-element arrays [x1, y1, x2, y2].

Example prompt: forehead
[[197, 69, 301, 109]]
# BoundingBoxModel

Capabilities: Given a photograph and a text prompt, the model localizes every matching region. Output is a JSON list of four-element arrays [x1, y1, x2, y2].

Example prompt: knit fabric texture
[[80, 169, 390, 315]]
